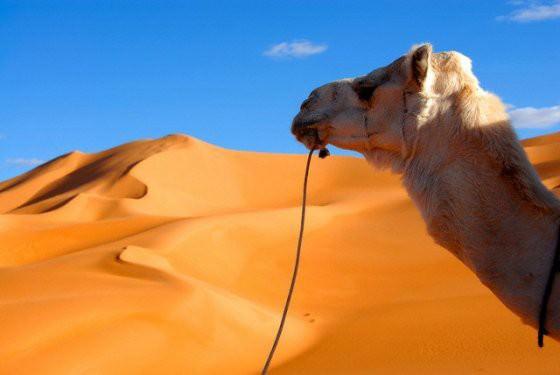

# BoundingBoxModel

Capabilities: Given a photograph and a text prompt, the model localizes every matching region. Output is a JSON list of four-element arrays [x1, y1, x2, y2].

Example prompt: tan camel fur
[[291, 44, 560, 340]]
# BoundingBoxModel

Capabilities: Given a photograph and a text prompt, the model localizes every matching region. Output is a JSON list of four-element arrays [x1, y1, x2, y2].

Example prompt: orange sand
[[1, 133, 560, 374]]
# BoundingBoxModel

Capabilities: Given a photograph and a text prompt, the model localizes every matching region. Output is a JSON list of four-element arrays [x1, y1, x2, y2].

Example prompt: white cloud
[[499, 0, 560, 22], [509, 105, 560, 128], [5, 158, 45, 167], [264, 40, 327, 59]]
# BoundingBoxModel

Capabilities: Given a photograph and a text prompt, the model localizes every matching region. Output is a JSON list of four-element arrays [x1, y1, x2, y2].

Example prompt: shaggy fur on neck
[[400, 49, 560, 333]]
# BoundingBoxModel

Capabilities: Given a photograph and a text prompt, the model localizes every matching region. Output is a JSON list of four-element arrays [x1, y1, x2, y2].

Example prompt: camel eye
[[354, 83, 376, 102]]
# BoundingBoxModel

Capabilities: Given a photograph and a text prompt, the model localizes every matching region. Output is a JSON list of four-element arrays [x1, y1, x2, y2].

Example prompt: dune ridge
[[1, 133, 560, 374]]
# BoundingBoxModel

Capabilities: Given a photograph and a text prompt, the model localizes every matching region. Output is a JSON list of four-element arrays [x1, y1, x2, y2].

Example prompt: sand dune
[[1, 133, 560, 374]]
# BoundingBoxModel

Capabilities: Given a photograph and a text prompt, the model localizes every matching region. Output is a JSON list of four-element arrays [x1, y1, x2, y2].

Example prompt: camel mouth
[[292, 125, 328, 150], [291, 116, 329, 150]]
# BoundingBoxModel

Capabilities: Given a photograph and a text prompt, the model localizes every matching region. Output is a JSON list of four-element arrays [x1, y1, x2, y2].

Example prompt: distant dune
[[1, 133, 560, 374]]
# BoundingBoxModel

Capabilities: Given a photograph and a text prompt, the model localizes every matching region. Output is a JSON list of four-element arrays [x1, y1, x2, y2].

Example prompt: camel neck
[[401, 129, 560, 334]]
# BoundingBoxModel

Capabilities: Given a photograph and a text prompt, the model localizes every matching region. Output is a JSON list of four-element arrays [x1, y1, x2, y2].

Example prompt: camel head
[[292, 44, 465, 171]]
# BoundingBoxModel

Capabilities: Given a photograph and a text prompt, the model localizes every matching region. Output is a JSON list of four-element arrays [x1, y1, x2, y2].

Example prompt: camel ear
[[410, 44, 432, 88]]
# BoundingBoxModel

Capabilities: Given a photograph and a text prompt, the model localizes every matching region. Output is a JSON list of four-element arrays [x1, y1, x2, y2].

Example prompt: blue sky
[[1, 0, 559, 180]]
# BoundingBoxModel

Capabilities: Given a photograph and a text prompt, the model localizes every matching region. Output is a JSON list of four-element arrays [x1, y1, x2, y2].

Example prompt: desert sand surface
[[1, 133, 560, 374]]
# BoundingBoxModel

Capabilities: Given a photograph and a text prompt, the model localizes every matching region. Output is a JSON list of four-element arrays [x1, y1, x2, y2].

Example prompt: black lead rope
[[538, 228, 560, 347], [261, 147, 314, 374], [261, 147, 328, 374]]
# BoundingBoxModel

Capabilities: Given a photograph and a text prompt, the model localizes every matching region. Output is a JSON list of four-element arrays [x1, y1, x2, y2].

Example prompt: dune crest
[[118, 245, 176, 273], [1, 133, 560, 373]]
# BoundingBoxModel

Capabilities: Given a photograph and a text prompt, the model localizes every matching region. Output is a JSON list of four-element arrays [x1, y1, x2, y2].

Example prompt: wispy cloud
[[264, 40, 327, 59], [498, 0, 560, 22], [509, 104, 560, 128], [5, 158, 45, 167]]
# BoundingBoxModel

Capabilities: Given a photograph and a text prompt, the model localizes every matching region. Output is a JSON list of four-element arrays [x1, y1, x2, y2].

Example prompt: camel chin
[[325, 136, 368, 153]]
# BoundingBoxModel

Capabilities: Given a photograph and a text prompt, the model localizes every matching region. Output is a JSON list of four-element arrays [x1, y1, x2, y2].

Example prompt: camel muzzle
[[292, 114, 325, 143], [291, 119, 330, 158]]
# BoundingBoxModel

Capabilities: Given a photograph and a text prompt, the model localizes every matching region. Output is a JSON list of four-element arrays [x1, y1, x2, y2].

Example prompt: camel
[[291, 44, 560, 343]]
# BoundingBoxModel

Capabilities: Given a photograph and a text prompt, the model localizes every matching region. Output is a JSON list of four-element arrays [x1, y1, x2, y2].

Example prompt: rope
[[261, 147, 316, 374], [538, 228, 560, 347]]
